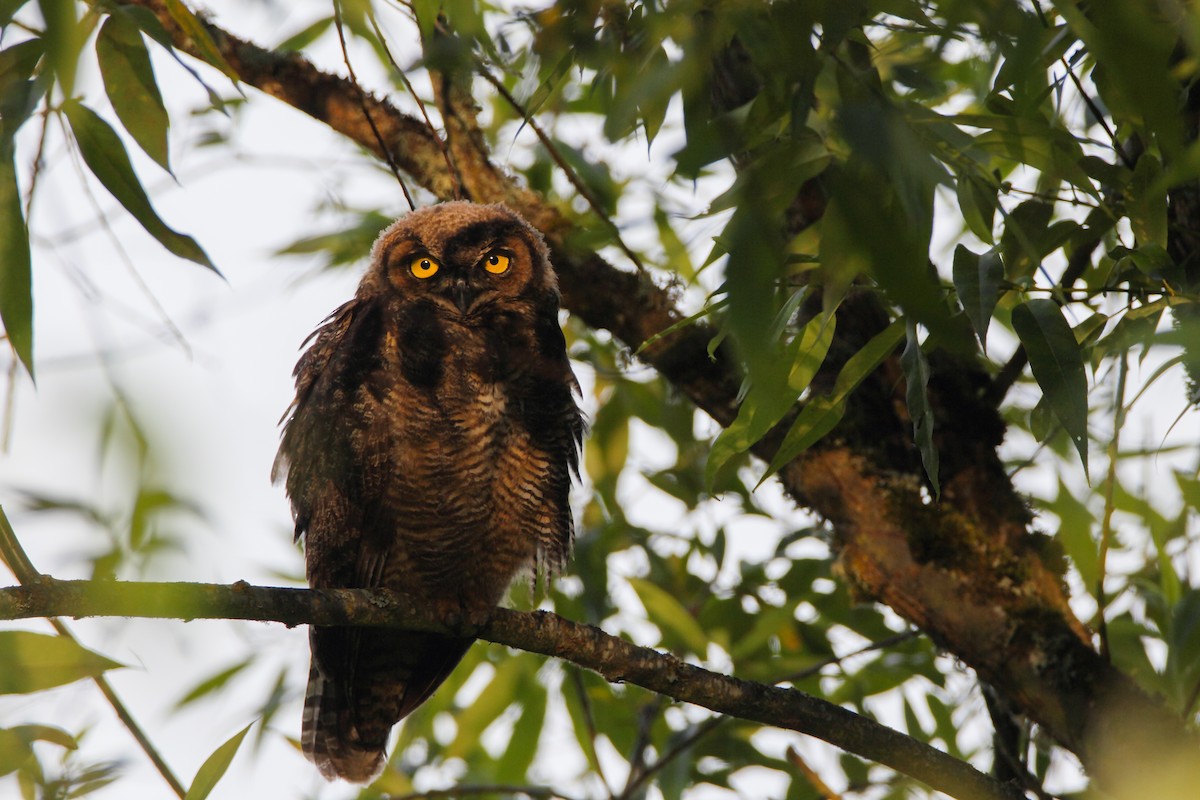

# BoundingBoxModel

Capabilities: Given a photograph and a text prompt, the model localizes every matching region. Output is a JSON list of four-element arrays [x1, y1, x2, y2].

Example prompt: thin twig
[[618, 630, 920, 799], [0, 507, 187, 798], [333, 0, 416, 210], [619, 697, 664, 799], [617, 716, 722, 800], [367, 8, 463, 201], [477, 67, 647, 273], [777, 629, 921, 685], [786, 746, 844, 800]]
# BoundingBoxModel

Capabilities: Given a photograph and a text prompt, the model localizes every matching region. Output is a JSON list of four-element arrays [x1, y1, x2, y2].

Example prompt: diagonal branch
[[0, 576, 1020, 800]]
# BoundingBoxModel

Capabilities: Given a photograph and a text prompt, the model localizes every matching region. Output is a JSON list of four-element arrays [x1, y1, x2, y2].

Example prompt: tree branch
[[0, 577, 1020, 800]]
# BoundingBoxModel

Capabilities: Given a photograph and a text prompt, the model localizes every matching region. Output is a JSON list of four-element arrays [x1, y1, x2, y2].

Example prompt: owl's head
[[362, 202, 557, 317]]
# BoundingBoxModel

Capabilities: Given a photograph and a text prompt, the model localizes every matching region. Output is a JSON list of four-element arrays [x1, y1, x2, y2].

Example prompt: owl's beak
[[450, 279, 475, 315]]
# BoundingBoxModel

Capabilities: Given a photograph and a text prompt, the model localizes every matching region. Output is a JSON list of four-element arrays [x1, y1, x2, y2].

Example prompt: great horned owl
[[274, 202, 583, 782]]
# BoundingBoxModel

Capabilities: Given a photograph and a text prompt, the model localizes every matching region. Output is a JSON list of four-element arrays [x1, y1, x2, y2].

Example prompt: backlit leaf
[[706, 312, 836, 485], [184, 722, 252, 800], [629, 577, 709, 656], [0, 725, 76, 777], [762, 320, 905, 482], [97, 13, 170, 171], [163, 0, 239, 81], [1012, 299, 1089, 472], [0, 152, 33, 376], [63, 101, 216, 272], [0, 632, 123, 694]]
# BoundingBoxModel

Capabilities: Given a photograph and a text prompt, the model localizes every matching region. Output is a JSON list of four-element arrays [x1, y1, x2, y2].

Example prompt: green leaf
[[0, 151, 33, 377], [62, 102, 217, 272], [952, 245, 1003, 353], [174, 659, 252, 709], [445, 657, 523, 759], [275, 16, 333, 52], [184, 722, 252, 800], [37, 0, 84, 95], [956, 173, 997, 243], [706, 312, 836, 485], [1012, 299, 1089, 472], [762, 320, 905, 481], [0, 725, 76, 777], [1044, 478, 1097, 589], [97, 13, 171, 172], [495, 675, 546, 783], [901, 320, 939, 495], [0, 631, 123, 694], [163, 0, 239, 81], [628, 577, 710, 656]]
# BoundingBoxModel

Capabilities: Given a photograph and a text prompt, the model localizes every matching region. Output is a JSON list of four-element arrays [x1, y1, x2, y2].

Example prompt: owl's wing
[[519, 298, 586, 575], [276, 298, 472, 781]]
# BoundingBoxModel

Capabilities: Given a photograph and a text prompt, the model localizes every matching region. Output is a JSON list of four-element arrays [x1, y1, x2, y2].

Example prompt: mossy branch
[[0, 576, 1020, 800]]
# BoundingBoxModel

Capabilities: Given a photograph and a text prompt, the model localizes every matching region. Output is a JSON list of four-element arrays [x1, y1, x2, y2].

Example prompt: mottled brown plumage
[[274, 202, 582, 782]]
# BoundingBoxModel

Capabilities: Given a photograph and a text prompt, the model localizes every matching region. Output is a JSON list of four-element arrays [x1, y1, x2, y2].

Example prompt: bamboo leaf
[[163, 0, 239, 81], [706, 312, 836, 485], [629, 577, 710, 656], [445, 656, 522, 759], [0, 631, 124, 694], [1012, 299, 1089, 472], [62, 101, 217, 272], [495, 673, 546, 783], [901, 320, 940, 495], [0, 151, 33, 377], [762, 320, 905, 482], [97, 13, 171, 172], [952, 245, 1004, 353], [956, 173, 997, 243], [184, 722, 252, 800], [0, 725, 76, 777]]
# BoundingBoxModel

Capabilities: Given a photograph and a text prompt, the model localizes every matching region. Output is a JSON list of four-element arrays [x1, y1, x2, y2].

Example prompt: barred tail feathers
[[301, 661, 386, 783]]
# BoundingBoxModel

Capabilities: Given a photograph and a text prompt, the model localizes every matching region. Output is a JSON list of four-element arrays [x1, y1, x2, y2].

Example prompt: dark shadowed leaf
[[62, 101, 217, 272], [956, 173, 998, 243], [901, 320, 940, 495], [952, 245, 1004, 352], [97, 13, 171, 171], [184, 722, 252, 800], [1012, 299, 1089, 472], [0, 632, 123, 694]]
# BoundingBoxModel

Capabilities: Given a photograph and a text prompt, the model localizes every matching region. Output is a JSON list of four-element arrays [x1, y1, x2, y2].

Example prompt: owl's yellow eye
[[482, 252, 511, 275], [409, 256, 440, 279]]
